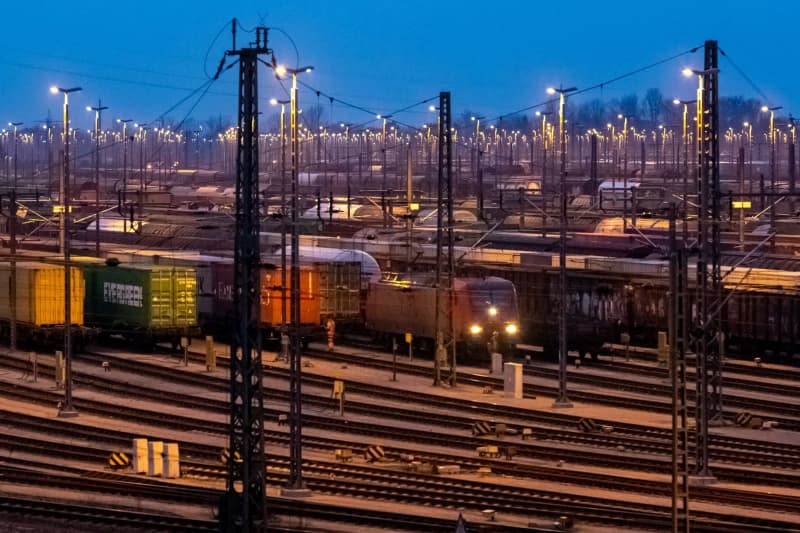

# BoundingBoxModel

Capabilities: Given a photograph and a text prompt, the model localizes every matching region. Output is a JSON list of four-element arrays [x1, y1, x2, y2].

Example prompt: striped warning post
[[577, 418, 598, 433], [364, 445, 385, 462], [219, 448, 243, 466], [108, 452, 130, 470], [472, 421, 493, 436], [735, 411, 752, 427]]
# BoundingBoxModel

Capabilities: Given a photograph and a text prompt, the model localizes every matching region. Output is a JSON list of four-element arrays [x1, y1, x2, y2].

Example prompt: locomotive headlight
[[505, 323, 518, 335], [487, 306, 498, 317], [469, 324, 483, 335]]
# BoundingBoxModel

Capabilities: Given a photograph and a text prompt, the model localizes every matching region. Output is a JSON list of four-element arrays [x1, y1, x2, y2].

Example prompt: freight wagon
[[364, 275, 520, 357], [0, 262, 91, 348], [210, 262, 321, 347], [82, 263, 199, 347]]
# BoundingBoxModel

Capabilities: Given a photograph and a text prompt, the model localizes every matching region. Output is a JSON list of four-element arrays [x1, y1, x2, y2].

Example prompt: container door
[[173, 268, 198, 327], [150, 270, 172, 328]]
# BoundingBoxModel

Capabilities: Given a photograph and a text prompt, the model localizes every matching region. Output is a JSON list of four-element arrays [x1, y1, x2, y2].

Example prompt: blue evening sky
[[0, 0, 797, 129]]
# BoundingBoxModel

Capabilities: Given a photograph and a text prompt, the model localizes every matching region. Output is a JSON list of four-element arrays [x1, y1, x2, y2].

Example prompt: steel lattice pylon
[[433, 91, 455, 386], [694, 39, 722, 480], [224, 26, 270, 533], [670, 204, 691, 532]]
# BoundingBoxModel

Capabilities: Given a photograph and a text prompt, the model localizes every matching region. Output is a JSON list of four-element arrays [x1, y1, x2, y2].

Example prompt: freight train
[[464, 254, 800, 362]]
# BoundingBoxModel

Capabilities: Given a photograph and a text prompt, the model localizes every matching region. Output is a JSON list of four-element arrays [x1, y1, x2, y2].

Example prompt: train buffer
[[577, 418, 600, 433], [503, 446, 517, 460], [107, 451, 130, 470], [364, 445, 385, 462], [277, 414, 288, 426], [334, 448, 353, 463], [476, 445, 500, 458], [481, 509, 496, 521], [521, 427, 534, 440]]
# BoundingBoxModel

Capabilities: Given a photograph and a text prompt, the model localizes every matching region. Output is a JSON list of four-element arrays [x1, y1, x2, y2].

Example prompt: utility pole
[[549, 85, 576, 408], [222, 23, 268, 532], [433, 92, 454, 387], [669, 203, 690, 532], [88, 101, 108, 257], [692, 39, 722, 482], [51, 85, 81, 419]]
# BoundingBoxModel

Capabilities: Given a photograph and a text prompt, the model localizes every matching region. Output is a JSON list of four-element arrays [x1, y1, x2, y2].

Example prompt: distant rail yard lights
[[51, 85, 82, 418], [673, 98, 697, 242], [274, 62, 315, 494], [548, 85, 577, 408]]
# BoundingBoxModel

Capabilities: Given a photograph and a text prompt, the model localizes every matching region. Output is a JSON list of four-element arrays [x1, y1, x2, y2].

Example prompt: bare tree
[[302, 104, 325, 131], [619, 94, 639, 119], [205, 114, 233, 135], [644, 88, 663, 125]]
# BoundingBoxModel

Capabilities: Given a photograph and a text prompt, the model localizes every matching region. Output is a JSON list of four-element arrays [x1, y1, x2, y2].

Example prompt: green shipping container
[[83, 264, 197, 331]]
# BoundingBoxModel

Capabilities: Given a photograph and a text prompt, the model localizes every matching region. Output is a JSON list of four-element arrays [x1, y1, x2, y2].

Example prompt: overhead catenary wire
[[719, 47, 772, 106], [485, 45, 703, 122]]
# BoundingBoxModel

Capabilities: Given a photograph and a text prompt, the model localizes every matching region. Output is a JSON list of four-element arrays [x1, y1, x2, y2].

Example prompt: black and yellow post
[[108, 452, 131, 470]]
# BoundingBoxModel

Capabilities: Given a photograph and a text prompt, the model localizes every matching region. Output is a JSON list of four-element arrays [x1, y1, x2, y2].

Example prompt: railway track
[[264, 456, 800, 533], [0, 494, 217, 532], [5, 350, 800, 488], [1, 364, 790, 531], [31, 349, 800, 480]]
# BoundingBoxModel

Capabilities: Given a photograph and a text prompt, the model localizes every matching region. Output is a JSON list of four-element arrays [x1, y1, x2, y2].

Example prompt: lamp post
[[274, 62, 314, 495], [471, 115, 485, 220], [135, 123, 148, 192], [761, 105, 782, 198], [616, 113, 632, 229], [339, 122, 354, 219], [8, 122, 22, 188], [673, 99, 697, 242], [535, 110, 553, 197], [87, 102, 108, 256], [270, 97, 290, 356], [116, 119, 133, 230], [547, 84, 577, 409], [51, 85, 82, 419]]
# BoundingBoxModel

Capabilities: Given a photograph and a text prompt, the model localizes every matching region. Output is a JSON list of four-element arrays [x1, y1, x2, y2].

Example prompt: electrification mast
[[223, 21, 269, 532], [433, 91, 455, 386], [694, 39, 722, 481], [669, 203, 690, 532]]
